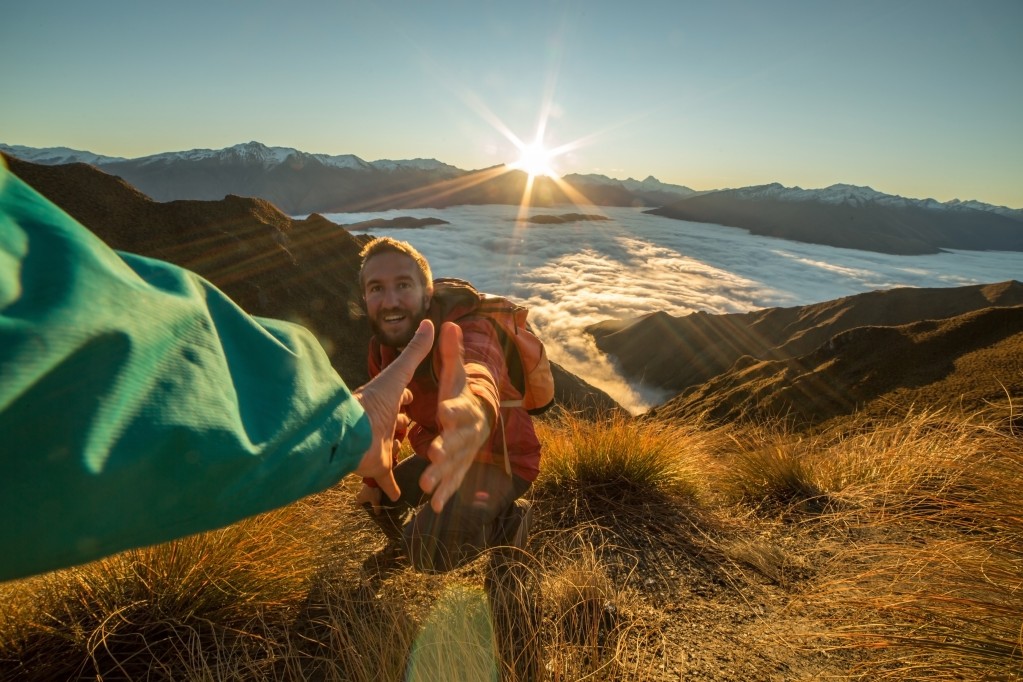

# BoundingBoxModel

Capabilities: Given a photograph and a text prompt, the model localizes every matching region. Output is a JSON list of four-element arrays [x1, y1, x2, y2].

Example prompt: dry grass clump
[[534, 410, 718, 522], [721, 432, 828, 510], [718, 408, 1004, 516], [532, 410, 732, 606], [812, 410, 1023, 680], [0, 500, 327, 680], [539, 545, 643, 680]]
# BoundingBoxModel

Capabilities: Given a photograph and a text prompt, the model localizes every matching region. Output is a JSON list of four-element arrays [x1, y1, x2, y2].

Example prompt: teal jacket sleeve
[[0, 162, 372, 582]]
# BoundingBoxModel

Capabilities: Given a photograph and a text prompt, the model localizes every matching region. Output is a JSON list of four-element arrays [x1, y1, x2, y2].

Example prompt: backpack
[[430, 278, 555, 415]]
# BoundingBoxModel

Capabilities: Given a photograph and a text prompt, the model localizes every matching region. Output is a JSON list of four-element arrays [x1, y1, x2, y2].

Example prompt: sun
[[510, 141, 559, 179]]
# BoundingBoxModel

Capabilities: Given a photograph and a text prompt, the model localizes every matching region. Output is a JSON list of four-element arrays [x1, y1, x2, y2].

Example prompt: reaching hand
[[352, 319, 434, 502], [421, 322, 493, 513]]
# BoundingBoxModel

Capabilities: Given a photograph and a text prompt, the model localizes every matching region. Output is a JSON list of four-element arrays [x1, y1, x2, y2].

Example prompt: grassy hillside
[[3, 406, 1020, 681]]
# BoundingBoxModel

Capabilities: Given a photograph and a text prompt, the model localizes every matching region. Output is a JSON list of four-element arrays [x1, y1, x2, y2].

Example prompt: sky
[[3, 0, 1022, 208], [337, 205, 1023, 413]]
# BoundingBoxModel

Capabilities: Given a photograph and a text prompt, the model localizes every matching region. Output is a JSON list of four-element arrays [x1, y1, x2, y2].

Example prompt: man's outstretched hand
[[421, 321, 493, 513], [352, 319, 434, 502]]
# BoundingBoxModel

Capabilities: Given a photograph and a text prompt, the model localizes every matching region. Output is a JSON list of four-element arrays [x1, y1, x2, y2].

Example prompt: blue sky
[[3, 0, 1021, 207]]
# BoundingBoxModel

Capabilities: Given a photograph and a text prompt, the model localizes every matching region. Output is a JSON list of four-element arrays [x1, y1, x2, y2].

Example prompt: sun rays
[[509, 140, 558, 179]]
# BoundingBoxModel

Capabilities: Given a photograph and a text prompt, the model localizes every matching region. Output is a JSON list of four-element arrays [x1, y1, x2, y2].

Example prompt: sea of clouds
[[326, 205, 1023, 413]]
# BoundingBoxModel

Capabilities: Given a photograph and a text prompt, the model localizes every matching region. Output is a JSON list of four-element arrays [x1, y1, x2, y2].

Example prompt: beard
[[369, 297, 430, 348]]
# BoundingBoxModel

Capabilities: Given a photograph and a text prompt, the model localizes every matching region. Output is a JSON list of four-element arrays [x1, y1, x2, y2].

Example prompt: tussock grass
[[0, 501, 325, 680], [812, 410, 1023, 680], [722, 432, 828, 510], [540, 546, 639, 680], [2, 405, 1021, 680], [533, 410, 717, 531]]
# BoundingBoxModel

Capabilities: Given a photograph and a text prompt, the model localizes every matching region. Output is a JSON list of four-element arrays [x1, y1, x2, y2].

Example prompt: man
[[0, 160, 482, 582], [356, 237, 540, 573]]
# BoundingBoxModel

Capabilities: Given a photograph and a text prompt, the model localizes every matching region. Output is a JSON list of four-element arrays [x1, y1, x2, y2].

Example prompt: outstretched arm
[[0, 163, 430, 581]]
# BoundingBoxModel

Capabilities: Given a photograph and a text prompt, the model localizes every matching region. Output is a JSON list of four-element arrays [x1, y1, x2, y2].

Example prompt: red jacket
[[365, 312, 542, 485]]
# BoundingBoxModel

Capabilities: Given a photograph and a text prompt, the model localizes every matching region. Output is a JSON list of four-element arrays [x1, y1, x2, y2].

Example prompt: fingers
[[356, 484, 384, 514], [435, 322, 467, 404], [419, 321, 490, 512], [375, 321, 435, 390], [422, 448, 470, 513], [396, 402, 411, 433], [352, 320, 434, 492]]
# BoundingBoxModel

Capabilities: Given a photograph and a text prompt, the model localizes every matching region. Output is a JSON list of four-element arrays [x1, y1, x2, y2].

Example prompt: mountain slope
[[587, 281, 1023, 427], [655, 304, 1023, 427]]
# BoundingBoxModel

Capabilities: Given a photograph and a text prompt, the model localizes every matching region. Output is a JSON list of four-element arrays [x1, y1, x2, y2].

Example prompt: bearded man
[[356, 237, 539, 573]]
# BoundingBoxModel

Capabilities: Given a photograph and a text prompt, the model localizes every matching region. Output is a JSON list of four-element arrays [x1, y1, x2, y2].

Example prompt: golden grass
[[535, 410, 712, 503], [810, 409, 1023, 680], [1, 406, 1020, 680]]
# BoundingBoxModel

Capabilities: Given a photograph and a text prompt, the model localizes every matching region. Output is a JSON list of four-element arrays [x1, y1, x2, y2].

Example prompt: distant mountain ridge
[[3, 141, 1021, 255], [706, 182, 1023, 220], [0, 141, 458, 173], [0, 141, 696, 214], [647, 183, 1023, 255], [4, 141, 1017, 215]]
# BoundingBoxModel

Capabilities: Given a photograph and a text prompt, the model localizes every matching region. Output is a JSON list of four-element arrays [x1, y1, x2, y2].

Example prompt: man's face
[[362, 251, 431, 348]]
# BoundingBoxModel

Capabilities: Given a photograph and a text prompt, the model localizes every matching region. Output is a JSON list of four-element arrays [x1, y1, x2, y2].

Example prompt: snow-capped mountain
[[122, 141, 459, 173], [1, 141, 470, 214], [564, 172, 694, 196], [0, 143, 126, 166], [128, 141, 325, 168], [943, 198, 1023, 220], [728, 182, 1023, 220], [1, 140, 460, 175], [648, 182, 1023, 255], [370, 158, 459, 172]]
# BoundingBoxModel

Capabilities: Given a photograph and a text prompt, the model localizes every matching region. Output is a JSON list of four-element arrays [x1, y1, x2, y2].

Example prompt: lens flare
[[511, 140, 559, 179]]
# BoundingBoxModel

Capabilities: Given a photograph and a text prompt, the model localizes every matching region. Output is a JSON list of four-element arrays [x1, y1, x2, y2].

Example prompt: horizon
[[5, 138, 1023, 212], [3, 1, 1021, 208]]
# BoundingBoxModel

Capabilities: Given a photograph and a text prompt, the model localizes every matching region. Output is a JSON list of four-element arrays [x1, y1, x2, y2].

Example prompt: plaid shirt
[[365, 312, 542, 485]]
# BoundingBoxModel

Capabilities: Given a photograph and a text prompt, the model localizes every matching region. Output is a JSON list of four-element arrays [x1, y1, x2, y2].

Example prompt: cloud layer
[[335, 206, 1023, 413]]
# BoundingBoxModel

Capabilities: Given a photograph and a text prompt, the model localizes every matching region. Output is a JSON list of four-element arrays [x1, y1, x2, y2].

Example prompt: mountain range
[[647, 183, 1023, 255], [4, 141, 1020, 256], [0, 141, 695, 214]]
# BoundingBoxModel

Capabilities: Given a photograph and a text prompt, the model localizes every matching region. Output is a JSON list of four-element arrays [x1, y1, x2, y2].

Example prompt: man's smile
[[381, 310, 409, 324]]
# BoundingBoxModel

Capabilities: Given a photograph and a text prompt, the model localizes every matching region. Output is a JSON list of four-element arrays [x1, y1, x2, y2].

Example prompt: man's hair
[[358, 237, 433, 292]]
